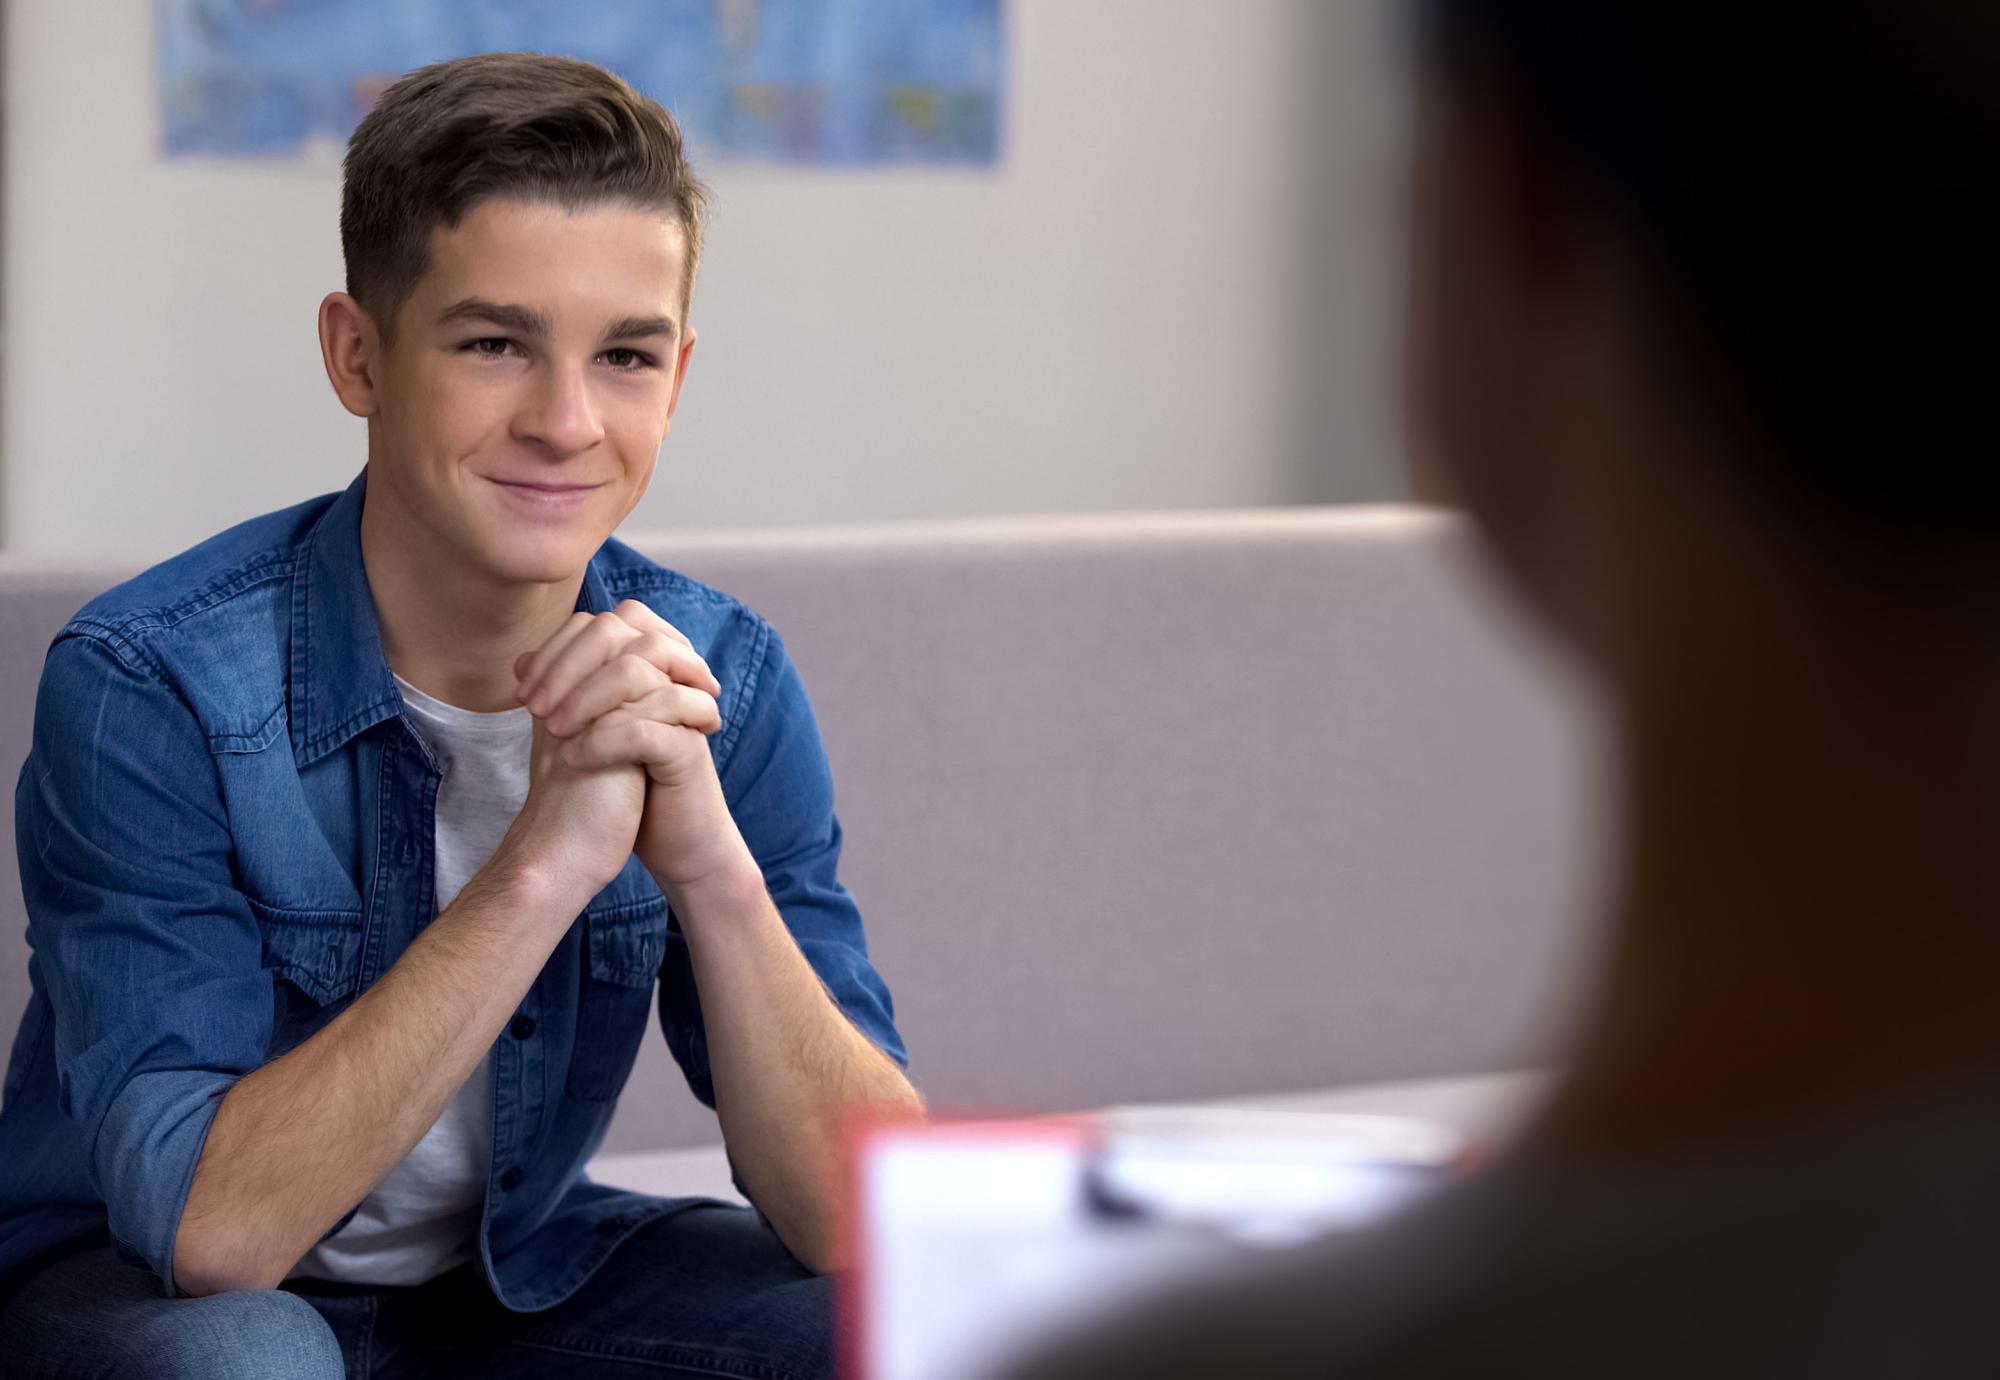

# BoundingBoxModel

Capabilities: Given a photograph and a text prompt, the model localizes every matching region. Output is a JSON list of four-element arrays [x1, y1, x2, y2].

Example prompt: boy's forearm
[[674, 861, 924, 1273], [173, 852, 578, 1296]]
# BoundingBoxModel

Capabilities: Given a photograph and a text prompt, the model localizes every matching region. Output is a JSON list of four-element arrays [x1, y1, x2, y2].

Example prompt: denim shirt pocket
[[248, 898, 365, 1009], [566, 896, 666, 1103]]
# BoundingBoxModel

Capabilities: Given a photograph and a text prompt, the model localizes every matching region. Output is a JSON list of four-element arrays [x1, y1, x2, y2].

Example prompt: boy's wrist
[[483, 837, 605, 927], [655, 845, 768, 930]]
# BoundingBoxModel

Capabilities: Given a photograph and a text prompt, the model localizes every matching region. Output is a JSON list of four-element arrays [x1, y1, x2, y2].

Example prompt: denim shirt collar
[[287, 468, 616, 767]]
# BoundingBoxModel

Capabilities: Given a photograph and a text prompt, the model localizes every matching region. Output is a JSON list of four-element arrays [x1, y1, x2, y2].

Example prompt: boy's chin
[[473, 528, 606, 588]]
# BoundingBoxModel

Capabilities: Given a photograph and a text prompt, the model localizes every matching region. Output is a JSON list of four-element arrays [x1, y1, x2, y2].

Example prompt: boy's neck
[[358, 485, 584, 713]]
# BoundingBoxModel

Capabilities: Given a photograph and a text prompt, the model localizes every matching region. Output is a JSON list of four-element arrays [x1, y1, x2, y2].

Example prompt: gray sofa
[[0, 505, 1597, 1197]]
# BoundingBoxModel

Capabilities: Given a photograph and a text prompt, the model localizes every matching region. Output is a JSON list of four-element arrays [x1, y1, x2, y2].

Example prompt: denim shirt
[[0, 472, 905, 1309]]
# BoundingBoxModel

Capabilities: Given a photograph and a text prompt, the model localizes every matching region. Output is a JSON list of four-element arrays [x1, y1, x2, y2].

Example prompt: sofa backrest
[[0, 507, 1602, 1155]]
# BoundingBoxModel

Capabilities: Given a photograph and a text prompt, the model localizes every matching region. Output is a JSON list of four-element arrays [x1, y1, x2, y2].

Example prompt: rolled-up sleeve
[[713, 618, 907, 1069], [16, 631, 272, 1293]]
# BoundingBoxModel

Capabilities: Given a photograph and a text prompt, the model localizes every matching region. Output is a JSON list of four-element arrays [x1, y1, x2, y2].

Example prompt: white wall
[[1, 0, 1405, 557]]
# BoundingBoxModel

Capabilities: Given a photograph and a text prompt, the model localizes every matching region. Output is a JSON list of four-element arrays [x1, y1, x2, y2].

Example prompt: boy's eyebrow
[[437, 298, 552, 337], [437, 299, 678, 343], [603, 313, 680, 341]]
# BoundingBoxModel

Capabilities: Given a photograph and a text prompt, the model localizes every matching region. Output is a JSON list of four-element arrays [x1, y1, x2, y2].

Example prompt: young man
[[1012, 1, 2000, 1376], [0, 52, 920, 1378]]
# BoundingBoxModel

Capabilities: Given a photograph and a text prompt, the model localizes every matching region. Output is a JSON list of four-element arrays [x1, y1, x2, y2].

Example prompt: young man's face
[[363, 198, 695, 587]]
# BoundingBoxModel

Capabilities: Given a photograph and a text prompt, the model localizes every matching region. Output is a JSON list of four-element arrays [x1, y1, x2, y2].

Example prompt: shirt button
[[509, 1015, 536, 1040], [500, 1166, 523, 1191]]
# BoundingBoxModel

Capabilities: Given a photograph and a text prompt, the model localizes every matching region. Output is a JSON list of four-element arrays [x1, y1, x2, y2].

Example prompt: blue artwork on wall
[[157, 0, 1004, 166]]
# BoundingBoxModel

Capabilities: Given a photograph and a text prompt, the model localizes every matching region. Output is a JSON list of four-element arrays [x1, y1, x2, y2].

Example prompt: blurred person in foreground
[[0, 53, 917, 1378], [1014, 1, 2000, 1375]]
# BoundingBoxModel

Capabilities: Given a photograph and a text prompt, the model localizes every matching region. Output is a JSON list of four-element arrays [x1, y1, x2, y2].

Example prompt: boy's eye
[[601, 347, 657, 371], [463, 337, 520, 359]]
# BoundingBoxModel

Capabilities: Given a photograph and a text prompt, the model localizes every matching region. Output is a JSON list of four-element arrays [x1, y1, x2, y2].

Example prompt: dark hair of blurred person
[[1011, 2, 2000, 1375]]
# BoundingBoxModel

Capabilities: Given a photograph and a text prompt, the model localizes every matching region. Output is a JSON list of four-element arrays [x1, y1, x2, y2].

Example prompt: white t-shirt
[[290, 676, 532, 1285]]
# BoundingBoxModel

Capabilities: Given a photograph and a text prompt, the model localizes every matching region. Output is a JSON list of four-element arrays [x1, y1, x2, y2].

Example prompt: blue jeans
[[0, 1203, 835, 1379]]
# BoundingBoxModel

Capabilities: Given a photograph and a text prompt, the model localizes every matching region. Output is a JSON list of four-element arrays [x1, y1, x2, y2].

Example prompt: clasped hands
[[512, 600, 751, 898]]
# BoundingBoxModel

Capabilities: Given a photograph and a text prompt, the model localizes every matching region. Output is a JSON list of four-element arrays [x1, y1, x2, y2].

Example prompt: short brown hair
[[340, 52, 708, 342]]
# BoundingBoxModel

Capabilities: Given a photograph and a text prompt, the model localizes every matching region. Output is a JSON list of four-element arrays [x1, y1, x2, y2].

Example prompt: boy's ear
[[318, 292, 384, 418], [664, 326, 698, 425]]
